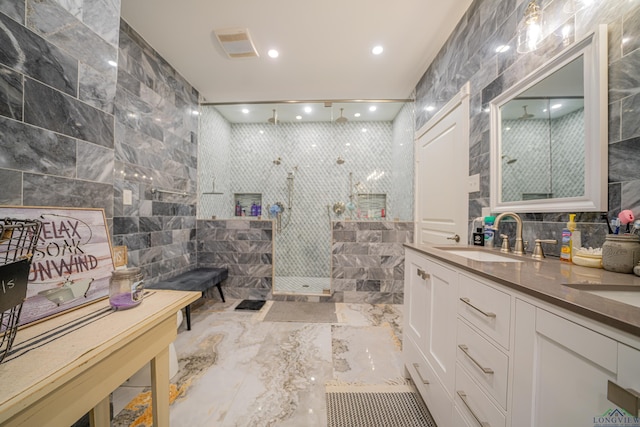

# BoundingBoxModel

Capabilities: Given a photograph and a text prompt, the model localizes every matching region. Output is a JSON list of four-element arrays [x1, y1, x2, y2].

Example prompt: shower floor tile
[[274, 276, 330, 294]]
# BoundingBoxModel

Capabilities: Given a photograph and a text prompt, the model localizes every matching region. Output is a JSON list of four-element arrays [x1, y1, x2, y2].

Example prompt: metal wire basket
[[0, 218, 42, 363]]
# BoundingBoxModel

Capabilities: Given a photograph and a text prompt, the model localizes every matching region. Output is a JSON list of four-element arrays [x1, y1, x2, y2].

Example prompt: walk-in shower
[[197, 101, 414, 296]]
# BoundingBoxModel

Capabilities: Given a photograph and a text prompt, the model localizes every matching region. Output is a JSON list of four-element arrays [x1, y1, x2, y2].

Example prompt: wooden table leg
[[151, 346, 170, 427], [89, 395, 110, 427]]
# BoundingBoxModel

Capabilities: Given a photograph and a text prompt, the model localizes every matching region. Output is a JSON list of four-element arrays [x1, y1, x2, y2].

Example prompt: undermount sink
[[586, 290, 640, 309], [437, 248, 524, 263]]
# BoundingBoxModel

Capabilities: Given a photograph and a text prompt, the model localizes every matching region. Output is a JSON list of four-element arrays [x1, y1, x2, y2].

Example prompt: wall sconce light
[[517, 0, 544, 53]]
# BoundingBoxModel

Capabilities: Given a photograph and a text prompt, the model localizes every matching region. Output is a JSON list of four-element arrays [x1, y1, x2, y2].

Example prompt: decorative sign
[[0, 207, 114, 326]]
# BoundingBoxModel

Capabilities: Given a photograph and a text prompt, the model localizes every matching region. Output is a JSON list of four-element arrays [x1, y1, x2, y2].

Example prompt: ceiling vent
[[214, 28, 259, 59]]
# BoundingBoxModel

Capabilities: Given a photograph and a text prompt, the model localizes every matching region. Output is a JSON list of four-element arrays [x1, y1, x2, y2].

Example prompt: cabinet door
[[404, 250, 429, 351], [609, 343, 640, 418], [424, 256, 458, 394], [513, 299, 624, 427], [404, 251, 458, 394]]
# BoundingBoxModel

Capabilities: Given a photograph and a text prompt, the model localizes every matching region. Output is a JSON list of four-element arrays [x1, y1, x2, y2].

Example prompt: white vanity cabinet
[[404, 249, 458, 427], [404, 247, 640, 427], [512, 299, 640, 426]]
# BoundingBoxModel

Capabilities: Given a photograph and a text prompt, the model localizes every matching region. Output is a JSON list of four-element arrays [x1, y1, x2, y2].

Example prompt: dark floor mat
[[234, 300, 267, 311]]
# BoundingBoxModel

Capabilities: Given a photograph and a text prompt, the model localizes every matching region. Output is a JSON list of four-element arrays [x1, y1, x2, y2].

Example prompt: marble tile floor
[[112, 299, 408, 426]]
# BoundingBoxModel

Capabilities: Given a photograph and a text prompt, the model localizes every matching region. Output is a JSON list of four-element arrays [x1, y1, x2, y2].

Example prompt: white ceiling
[[120, 0, 473, 113]]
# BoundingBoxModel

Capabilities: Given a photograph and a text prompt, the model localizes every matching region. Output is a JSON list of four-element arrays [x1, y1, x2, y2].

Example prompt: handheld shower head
[[336, 156, 345, 165], [502, 155, 517, 164], [273, 157, 282, 165]]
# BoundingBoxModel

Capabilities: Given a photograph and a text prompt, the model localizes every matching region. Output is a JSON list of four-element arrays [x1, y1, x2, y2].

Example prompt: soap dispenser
[[560, 214, 581, 262]]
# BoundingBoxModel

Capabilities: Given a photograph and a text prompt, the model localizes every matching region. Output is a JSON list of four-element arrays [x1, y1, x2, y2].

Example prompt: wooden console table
[[0, 289, 200, 427]]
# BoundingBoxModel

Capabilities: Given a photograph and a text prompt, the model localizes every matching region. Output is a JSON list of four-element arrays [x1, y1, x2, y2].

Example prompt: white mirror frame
[[490, 25, 607, 213]]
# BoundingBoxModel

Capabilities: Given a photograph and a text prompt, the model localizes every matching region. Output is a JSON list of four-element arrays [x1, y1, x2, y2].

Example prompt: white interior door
[[415, 83, 470, 246]]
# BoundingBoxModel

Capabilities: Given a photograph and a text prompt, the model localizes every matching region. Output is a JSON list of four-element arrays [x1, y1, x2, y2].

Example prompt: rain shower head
[[273, 157, 282, 165], [335, 108, 348, 124], [518, 105, 534, 120], [336, 156, 345, 165]]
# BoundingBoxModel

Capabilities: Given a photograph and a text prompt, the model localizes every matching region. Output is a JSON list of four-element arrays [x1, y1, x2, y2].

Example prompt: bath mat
[[263, 301, 337, 323], [234, 299, 266, 311], [326, 390, 436, 427]]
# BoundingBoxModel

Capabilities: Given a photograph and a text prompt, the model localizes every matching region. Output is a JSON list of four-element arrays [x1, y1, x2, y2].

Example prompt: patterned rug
[[326, 382, 437, 427]]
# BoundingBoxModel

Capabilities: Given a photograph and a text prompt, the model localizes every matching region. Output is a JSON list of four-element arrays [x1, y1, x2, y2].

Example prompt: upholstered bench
[[147, 267, 227, 330]]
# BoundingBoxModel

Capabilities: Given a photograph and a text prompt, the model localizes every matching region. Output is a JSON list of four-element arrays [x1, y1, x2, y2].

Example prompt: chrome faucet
[[493, 212, 525, 255]]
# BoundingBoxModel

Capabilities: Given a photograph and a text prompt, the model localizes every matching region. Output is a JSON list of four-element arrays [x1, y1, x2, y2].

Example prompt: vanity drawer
[[404, 334, 452, 427], [455, 363, 506, 427], [458, 274, 511, 349], [456, 319, 509, 409]]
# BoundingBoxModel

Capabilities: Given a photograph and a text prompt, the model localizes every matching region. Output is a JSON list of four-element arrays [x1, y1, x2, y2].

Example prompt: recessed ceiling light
[[495, 45, 510, 53], [354, 113, 361, 117], [346, 143, 351, 146], [242, 108, 249, 114], [361, 128, 367, 132], [372, 45, 384, 55], [296, 115, 302, 120], [369, 106, 377, 112], [260, 130, 264, 134], [304, 106, 312, 113], [268, 49, 279, 58], [425, 105, 435, 112], [311, 144, 317, 147]]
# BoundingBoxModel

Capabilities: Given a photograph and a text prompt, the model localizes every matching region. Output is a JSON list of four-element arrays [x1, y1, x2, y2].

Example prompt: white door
[[415, 83, 470, 246]]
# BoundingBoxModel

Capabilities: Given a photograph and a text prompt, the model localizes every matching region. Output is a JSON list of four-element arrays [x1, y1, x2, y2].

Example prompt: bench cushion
[[147, 268, 228, 293]]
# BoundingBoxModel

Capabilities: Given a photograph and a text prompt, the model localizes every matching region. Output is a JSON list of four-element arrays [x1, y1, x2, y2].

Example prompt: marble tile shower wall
[[197, 219, 274, 301], [112, 21, 200, 281], [414, 0, 640, 256], [390, 102, 415, 221], [332, 221, 413, 304], [0, 0, 120, 211], [0, 3, 200, 282]]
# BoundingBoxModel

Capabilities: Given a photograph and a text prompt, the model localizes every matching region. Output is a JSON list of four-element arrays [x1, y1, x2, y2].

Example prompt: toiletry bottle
[[473, 227, 485, 246], [570, 214, 582, 254], [235, 201, 242, 216], [250, 202, 257, 217], [257, 203, 262, 217], [484, 216, 495, 247], [560, 214, 579, 262]]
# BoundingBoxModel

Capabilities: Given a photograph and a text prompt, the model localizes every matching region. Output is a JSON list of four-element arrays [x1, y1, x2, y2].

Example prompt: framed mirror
[[490, 25, 607, 213]]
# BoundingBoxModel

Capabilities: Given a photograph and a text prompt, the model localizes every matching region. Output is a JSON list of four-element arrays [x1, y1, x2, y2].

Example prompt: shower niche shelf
[[357, 193, 387, 219], [234, 193, 262, 217]]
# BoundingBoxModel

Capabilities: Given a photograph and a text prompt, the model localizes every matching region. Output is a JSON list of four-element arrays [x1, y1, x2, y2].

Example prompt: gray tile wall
[[332, 221, 413, 304], [414, 0, 640, 256], [197, 219, 273, 301], [196, 219, 413, 303], [0, 1, 119, 212], [112, 21, 200, 282], [0, 3, 200, 283]]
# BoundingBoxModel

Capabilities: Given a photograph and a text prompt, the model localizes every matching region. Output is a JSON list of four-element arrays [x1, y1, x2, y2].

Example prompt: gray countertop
[[405, 243, 640, 338]]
